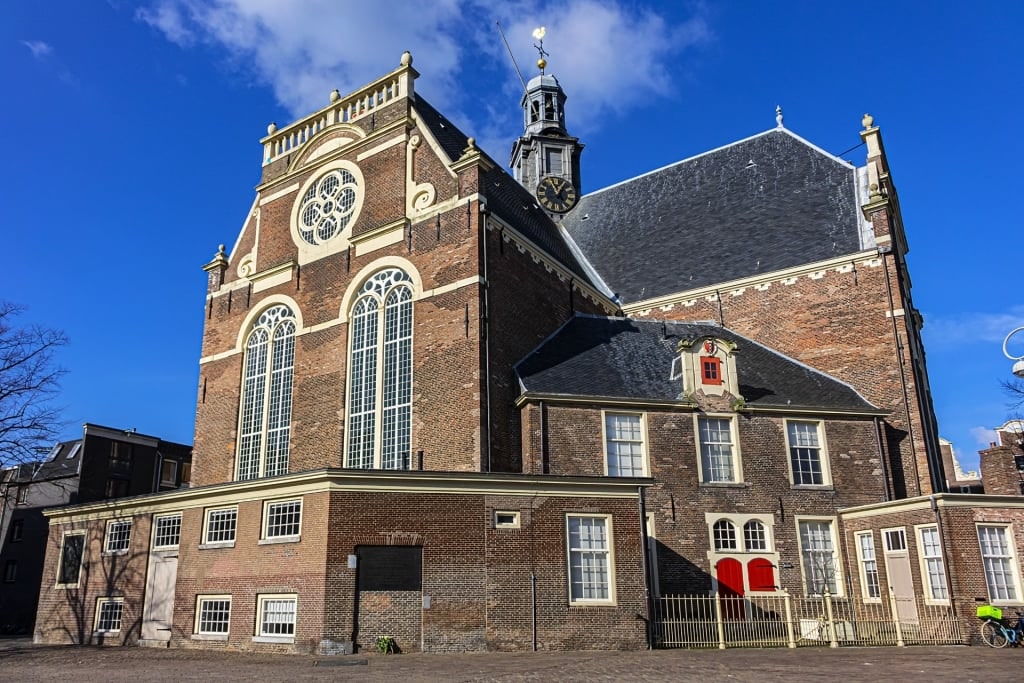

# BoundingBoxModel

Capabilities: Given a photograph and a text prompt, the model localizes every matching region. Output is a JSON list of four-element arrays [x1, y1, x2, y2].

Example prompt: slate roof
[[3, 439, 82, 483], [516, 315, 880, 413], [561, 129, 864, 303], [413, 96, 595, 283]]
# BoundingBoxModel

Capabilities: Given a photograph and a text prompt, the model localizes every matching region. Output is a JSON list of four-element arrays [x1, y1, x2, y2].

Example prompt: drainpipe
[[873, 417, 891, 501], [531, 572, 537, 651], [931, 495, 957, 619], [881, 253, 923, 494], [638, 486, 653, 649], [480, 206, 492, 472]]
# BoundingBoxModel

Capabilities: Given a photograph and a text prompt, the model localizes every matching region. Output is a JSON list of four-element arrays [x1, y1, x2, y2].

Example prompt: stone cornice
[[622, 250, 883, 315], [43, 468, 651, 523]]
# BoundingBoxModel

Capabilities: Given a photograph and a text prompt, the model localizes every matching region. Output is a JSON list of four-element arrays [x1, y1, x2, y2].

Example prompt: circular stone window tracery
[[297, 168, 359, 246]]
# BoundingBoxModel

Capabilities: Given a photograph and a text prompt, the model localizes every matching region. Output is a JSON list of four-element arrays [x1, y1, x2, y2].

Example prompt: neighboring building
[[30, 51, 1022, 653], [939, 438, 983, 494], [0, 424, 191, 634]]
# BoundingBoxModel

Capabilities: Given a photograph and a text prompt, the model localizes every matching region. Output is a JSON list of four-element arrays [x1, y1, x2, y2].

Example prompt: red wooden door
[[717, 557, 745, 619], [747, 558, 776, 592]]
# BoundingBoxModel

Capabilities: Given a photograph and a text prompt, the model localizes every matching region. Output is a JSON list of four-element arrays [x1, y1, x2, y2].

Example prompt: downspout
[[881, 252, 923, 494], [638, 486, 653, 649], [480, 206, 492, 472], [873, 416, 891, 501], [930, 495, 957, 618]]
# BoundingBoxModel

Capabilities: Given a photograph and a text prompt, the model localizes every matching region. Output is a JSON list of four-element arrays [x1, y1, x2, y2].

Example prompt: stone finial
[[776, 105, 784, 128], [869, 183, 883, 200], [267, 122, 278, 135], [203, 243, 229, 279], [214, 244, 227, 261], [330, 89, 341, 103], [400, 51, 413, 67], [462, 137, 478, 156], [862, 113, 875, 130]]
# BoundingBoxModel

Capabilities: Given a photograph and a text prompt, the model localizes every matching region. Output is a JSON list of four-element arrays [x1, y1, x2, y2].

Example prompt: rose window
[[297, 169, 359, 245]]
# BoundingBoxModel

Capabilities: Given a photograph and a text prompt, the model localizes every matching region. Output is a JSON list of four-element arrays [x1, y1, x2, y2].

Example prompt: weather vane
[[532, 27, 548, 74]]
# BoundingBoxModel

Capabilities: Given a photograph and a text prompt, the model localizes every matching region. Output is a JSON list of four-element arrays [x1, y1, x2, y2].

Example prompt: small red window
[[701, 356, 722, 385]]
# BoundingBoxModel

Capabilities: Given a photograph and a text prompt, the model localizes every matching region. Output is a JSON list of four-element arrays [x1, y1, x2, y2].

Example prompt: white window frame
[[254, 593, 297, 642], [344, 268, 415, 471], [566, 514, 616, 606], [152, 513, 182, 550], [194, 594, 232, 638], [784, 419, 832, 487], [602, 411, 648, 477], [261, 499, 302, 543], [855, 531, 882, 603], [494, 511, 520, 529], [235, 304, 296, 481], [915, 524, 948, 604], [882, 527, 907, 552], [94, 597, 125, 634], [977, 524, 1023, 604], [543, 145, 564, 175], [55, 531, 86, 588], [796, 517, 843, 597], [202, 507, 238, 547], [712, 519, 738, 551], [104, 520, 132, 554], [743, 520, 769, 552], [695, 414, 742, 484]]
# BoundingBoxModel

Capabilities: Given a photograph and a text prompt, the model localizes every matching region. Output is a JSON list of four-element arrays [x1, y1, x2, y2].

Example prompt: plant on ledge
[[375, 635, 397, 654]]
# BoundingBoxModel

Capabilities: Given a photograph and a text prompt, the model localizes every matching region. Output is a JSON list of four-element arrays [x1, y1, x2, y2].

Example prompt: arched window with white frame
[[346, 268, 413, 469], [237, 304, 296, 480], [713, 519, 738, 551]]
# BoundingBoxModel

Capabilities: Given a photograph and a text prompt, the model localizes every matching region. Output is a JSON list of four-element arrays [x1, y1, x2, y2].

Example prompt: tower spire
[[509, 27, 584, 216], [532, 27, 548, 75]]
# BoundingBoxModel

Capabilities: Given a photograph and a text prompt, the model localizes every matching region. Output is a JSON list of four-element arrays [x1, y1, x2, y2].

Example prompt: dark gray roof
[[516, 315, 880, 413], [413, 96, 595, 284], [562, 129, 863, 303], [4, 439, 82, 482]]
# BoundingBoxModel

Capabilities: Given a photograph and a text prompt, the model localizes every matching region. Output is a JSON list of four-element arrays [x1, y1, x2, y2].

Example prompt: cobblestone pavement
[[0, 641, 1014, 682]]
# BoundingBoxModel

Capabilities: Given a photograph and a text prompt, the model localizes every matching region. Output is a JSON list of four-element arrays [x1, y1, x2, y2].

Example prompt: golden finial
[[532, 27, 548, 75]]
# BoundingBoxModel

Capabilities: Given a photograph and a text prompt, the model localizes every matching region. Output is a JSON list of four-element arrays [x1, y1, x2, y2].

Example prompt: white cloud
[[136, 0, 709, 149], [970, 426, 998, 448], [20, 40, 54, 59], [922, 305, 1024, 352]]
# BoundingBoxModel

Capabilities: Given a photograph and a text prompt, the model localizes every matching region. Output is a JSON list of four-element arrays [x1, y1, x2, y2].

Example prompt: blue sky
[[3, 1, 1022, 473]]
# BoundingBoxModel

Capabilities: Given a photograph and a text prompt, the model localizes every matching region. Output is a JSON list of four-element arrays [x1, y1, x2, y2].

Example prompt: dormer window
[[701, 356, 722, 385]]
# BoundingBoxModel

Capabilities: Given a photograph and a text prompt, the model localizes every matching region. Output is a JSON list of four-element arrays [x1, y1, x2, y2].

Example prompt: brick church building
[[32, 51, 1023, 653]]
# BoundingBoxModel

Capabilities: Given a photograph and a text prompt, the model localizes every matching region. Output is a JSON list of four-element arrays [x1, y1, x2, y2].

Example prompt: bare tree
[[1002, 378, 1024, 410], [0, 302, 68, 468]]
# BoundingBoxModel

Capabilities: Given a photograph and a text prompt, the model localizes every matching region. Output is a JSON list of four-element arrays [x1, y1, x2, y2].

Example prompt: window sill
[[258, 536, 300, 546], [861, 598, 883, 604], [199, 542, 236, 550], [568, 600, 617, 608], [252, 635, 295, 644], [93, 630, 121, 636], [191, 633, 229, 641], [102, 550, 129, 557], [791, 484, 835, 491], [54, 583, 80, 590], [699, 482, 750, 489]]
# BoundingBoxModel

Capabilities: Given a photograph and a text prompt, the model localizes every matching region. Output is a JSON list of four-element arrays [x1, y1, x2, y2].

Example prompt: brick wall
[[630, 252, 934, 498], [981, 445, 1024, 496], [522, 401, 886, 595]]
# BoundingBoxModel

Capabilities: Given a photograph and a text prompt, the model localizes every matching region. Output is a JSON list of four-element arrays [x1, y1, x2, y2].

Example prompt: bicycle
[[977, 605, 1024, 648]]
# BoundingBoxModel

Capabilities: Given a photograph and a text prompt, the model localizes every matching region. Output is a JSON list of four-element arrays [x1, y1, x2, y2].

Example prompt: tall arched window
[[347, 268, 413, 469], [237, 305, 296, 480]]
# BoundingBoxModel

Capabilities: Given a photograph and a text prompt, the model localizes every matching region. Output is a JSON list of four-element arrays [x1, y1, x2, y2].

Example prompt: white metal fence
[[652, 590, 962, 649]]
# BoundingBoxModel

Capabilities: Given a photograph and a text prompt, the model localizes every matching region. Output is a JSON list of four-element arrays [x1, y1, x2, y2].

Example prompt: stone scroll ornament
[[407, 135, 436, 215]]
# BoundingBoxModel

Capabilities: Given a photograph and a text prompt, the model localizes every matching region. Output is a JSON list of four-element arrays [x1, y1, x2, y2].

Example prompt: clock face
[[536, 176, 578, 213]]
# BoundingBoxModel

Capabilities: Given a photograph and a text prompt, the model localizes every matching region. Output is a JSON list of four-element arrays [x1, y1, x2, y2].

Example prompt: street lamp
[[1004, 326, 1024, 379]]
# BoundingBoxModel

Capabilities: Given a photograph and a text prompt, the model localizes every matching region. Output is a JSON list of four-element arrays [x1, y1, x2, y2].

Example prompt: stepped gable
[[561, 128, 863, 303], [412, 96, 594, 283], [516, 315, 880, 413]]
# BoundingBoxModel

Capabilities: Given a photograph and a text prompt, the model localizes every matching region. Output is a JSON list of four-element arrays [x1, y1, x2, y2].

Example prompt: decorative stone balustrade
[[261, 54, 416, 166]]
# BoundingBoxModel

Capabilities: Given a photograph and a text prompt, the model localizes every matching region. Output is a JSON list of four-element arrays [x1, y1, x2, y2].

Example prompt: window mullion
[[372, 294, 386, 469], [258, 327, 276, 477]]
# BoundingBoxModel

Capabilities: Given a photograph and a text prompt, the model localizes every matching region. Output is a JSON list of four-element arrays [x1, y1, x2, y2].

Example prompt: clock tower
[[509, 30, 583, 215]]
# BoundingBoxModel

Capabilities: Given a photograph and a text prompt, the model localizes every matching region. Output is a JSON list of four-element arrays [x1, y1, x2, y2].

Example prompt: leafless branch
[[0, 302, 68, 468]]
